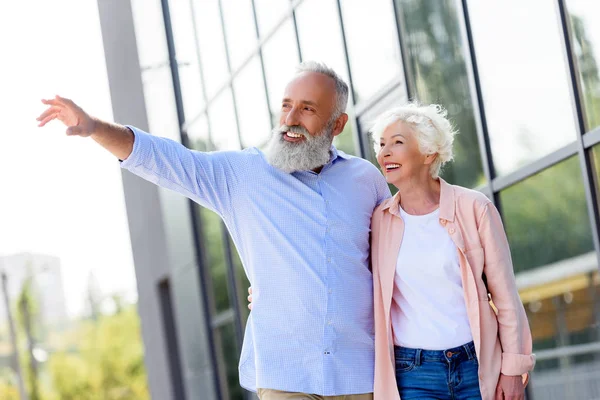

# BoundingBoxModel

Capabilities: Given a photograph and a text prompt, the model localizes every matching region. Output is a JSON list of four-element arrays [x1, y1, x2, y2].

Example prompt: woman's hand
[[247, 287, 253, 310], [495, 374, 524, 400]]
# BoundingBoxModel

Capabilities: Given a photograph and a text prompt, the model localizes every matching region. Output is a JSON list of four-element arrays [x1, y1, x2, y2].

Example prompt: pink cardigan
[[371, 179, 535, 400]]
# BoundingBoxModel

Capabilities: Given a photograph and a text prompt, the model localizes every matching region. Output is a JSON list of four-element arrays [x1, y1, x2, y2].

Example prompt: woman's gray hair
[[370, 102, 457, 179], [295, 61, 349, 118]]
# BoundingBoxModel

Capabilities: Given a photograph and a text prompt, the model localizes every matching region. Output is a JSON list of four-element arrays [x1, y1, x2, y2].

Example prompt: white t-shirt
[[391, 206, 473, 350]]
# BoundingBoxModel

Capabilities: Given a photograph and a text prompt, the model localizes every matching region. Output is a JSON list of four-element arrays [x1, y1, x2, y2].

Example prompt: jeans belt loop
[[464, 342, 474, 360], [415, 348, 422, 366]]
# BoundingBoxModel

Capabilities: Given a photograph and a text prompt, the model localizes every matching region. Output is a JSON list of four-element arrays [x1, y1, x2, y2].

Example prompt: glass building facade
[[101, 0, 600, 399]]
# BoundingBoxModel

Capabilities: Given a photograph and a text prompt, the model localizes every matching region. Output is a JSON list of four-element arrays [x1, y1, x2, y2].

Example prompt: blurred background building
[[95, 0, 600, 399], [0, 253, 68, 328]]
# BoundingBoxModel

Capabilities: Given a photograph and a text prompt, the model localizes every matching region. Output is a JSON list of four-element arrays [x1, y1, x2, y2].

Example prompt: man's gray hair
[[295, 61, 349, 118]]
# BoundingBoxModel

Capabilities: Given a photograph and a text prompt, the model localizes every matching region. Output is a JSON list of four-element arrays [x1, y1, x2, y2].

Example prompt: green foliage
[[47, 306, 149, 400]]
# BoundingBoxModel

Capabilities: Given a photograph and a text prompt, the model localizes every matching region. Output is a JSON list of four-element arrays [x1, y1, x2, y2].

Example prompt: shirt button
[[328, 289, 333, 294], [440, 219, 446, 226], [328, 320, 333, 325], [449, 228, 455, 234], [327, 257, 332, 263]]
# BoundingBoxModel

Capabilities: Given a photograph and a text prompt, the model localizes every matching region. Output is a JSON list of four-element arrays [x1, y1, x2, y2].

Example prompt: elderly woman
[[370, 103, 535, 400]]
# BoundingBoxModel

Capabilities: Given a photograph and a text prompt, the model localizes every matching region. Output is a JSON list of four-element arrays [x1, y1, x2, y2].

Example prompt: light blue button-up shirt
[[121, 127, 391, 395]]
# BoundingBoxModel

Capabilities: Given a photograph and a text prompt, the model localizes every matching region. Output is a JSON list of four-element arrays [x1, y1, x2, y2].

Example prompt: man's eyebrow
[[282, 98, 319, 107]]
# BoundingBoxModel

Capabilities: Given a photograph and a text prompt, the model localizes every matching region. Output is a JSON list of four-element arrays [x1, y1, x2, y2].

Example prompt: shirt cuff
[[120, 125, 147, 168], [500, 352, 536, 376]]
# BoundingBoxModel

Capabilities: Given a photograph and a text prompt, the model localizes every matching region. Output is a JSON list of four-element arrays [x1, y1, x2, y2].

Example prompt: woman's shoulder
[[449, 183, 493, 212]]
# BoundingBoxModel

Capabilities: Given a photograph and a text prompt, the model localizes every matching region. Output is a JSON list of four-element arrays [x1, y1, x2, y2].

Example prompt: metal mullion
[[334, 0, 364, 157], [458, 0, 495, 200], [557, 0, 600, 263], [250, 0, 275, 131], [289, 0, 303, 62], [391, 0, 415, 100], [159, 1, 222, 399], [354, 76, 404, 117], [183, 0, 308, 131], [583, 126, 600, 149], [187, 0, 212, 138], [491, 142, 579, 192], [216, 0, 244, 150]]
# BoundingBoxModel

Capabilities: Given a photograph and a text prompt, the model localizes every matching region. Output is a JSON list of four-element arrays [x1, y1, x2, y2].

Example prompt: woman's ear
[[424, 153, 438, 166]]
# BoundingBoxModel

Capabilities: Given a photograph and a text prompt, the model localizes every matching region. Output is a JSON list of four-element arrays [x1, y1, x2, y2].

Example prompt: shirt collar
[[380, 178, 455, 222], [329, 145, 350, 163]]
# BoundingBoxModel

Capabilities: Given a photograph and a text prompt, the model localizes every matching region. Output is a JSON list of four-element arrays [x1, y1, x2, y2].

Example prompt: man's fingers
[[248, 287, 252, 294], [41, 98, 61, 107], [55, 95, 76, 109], [38, 114, 57, 127], [37, 106, 61, 122]]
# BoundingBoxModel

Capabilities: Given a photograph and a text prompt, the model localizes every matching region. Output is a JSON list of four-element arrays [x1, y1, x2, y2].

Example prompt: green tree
[[48, 305, 149, 400]]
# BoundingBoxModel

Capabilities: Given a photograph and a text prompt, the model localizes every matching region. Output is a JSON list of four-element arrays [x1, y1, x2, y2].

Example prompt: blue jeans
[[394, 341, 482, 400]]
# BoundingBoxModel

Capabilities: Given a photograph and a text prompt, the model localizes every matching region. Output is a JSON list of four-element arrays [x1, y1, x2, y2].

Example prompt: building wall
[[99, 0, 600, 399]]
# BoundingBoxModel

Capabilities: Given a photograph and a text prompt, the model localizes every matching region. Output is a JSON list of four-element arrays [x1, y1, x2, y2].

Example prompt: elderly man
[[37, 61, 391, 400]]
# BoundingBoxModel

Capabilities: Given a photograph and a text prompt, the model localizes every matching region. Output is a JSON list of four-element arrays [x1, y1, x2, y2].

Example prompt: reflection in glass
[[500, 156, 598, 396], [221, 0, 257, 70], [191, 0, 229, 98], [592, 144, 600, 206], [567, 0, 600, 131], [231, 241, 250, 324], [500, 156, 594, 273], [168, 0, 205, 119], [467, 0, 578, 175], [199, 207, 230, 313], [340, 0, 402, 103], [214, 323, 243, 400], [253, 0, 290, 37], [208, 89, 241, 151], [262, 20, 301, 120], [396, 0, 484, 189], [295, 0, 349, 84], [141, 67, 181, 142], [233, 56, 272, 149], [333, 116, 358, 156]]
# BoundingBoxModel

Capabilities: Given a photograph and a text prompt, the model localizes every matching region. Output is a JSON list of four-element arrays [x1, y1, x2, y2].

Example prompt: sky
[[0, 0, 136, 317]]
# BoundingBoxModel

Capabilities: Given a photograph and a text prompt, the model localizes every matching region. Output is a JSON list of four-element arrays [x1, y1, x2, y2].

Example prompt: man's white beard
[[266, 122, 334, 173]]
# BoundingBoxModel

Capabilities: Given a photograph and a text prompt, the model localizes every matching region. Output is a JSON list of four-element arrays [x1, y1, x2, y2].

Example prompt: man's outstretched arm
[[37, 95, 134, 160]]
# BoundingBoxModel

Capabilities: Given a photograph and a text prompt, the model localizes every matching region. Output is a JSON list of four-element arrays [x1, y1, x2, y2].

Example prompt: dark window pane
[[208, 88, 241, 150], [340, 0, 403, 103], [221, 0, 257, 70], [467, 0, 578, 175], [592, 144, 600, 208], [332, 115, 358, 156], [253, 0, 290, 37], [396, 0, 484, 188], [169, 0, 206, 120], [231, 241, 251, 324], [233, 56, 272, 149], [500, 156, 594, 273], [499, 156, 599, 396], [192, 0, 229, 98], [262, 20, 301, 120], [213, 323, 243, 400], [567, 0, 600, 131], [199, 207, 230, 313]]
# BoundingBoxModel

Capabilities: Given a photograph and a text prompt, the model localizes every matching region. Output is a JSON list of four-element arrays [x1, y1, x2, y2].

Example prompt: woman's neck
[[395, 176, 441, 216]]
